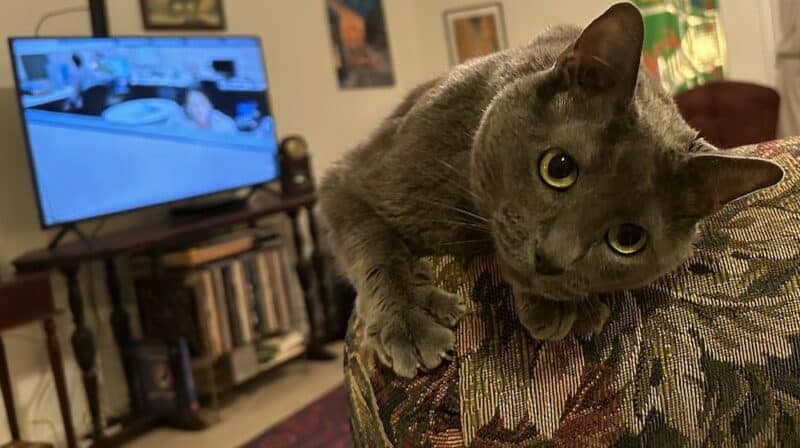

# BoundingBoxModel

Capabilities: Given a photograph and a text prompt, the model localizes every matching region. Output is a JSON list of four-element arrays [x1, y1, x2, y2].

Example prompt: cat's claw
[[571, 297, 610, 336], [516, 295, 578, 341], [367, 288, 465, 378]]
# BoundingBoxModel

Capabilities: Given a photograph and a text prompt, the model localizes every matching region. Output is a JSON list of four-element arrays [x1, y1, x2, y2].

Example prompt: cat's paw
[[368, 301, 459, 378], [516, 295, 577, 341], [415, 286, 466, 327], [571, 297, 610, 336]]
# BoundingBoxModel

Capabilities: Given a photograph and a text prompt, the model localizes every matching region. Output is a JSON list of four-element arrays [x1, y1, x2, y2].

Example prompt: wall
[[0, 0, 778, 445], [414, 0, 778, 86]]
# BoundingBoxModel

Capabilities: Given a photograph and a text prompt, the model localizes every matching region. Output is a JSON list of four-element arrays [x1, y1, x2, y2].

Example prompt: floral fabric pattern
[[345, 138, 800, 447]]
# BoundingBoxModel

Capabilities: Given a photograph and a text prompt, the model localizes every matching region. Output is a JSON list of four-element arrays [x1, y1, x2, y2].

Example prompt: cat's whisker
[[406, 196, 489, 223], [422, 219, 488, 231], [439, 239, 492, 246]]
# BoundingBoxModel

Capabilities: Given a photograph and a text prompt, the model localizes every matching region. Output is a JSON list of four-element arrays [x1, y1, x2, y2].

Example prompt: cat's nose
[[534, 250, 564, 276]]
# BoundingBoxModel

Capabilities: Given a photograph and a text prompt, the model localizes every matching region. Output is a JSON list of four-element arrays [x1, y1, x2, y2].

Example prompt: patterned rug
[[241, 384, 351, 448]]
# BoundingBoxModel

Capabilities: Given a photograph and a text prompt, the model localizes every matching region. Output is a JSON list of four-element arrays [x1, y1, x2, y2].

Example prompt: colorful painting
[[634, 0, 726, 94], [327, 0, 395, 89], [444, 4, 508, 65]]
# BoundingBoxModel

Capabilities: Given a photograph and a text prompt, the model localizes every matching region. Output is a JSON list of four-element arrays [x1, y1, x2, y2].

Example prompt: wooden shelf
[[13, 192, 316, 273]]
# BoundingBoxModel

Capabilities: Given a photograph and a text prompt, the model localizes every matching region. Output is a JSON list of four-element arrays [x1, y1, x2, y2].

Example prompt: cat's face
[[469, 3, 782, 301]]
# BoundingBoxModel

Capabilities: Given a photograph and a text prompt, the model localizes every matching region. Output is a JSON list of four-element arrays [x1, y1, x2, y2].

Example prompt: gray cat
[[319, 3, 783, 378]]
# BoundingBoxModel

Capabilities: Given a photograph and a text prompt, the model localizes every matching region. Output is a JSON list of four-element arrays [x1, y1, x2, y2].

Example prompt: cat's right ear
[[540, 3, 644, 114]]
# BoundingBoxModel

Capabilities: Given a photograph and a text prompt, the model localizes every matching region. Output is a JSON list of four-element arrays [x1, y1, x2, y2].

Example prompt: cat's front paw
[[571, 297, 610, 336], [516, 295, 577, 341], [368, 288, 464, 378]]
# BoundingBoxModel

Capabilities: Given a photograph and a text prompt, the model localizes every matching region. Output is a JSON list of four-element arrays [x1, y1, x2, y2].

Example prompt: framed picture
[[327, 0, 395, 89], [443, 3, 508, 65], [140, 0, 226, 30]]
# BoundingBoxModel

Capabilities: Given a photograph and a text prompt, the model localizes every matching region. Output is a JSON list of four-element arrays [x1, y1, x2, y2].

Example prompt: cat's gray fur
[[319, 3, 783, 378]]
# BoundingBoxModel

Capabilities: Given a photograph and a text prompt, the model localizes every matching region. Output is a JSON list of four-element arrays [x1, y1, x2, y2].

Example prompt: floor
[[126, 342, 346, 448]]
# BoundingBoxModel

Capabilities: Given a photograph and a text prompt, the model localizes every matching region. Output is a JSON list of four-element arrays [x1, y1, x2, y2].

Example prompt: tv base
[[169, 197, 250, 219], [48, 224, 91, 250]]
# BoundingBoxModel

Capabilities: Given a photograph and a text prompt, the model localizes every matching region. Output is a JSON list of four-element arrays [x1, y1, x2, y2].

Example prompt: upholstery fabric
[[345, 138, 800, 447], [674, 81, 779, 149]]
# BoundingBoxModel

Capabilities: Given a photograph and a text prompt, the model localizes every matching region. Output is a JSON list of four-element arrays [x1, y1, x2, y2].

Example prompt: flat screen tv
[[9, 36, 279, 228]]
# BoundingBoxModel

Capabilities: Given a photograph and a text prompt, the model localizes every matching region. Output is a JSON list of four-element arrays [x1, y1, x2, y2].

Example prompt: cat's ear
[[546, 3, 644, 112], [681, 154, 783, 218]]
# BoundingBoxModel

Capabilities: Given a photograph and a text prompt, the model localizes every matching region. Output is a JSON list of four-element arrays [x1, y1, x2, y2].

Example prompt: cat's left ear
[[545, 3, 644, 113], [681, 154, 784, 218]]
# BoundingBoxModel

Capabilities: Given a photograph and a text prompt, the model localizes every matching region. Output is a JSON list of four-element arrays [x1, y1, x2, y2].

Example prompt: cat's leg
[[514, 293, 577, 341], [320, 192, 465, 378], [571, 297, 610, 336]]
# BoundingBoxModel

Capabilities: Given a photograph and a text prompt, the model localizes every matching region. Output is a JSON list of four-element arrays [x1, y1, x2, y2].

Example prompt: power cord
[[34, 5, 88, 36]]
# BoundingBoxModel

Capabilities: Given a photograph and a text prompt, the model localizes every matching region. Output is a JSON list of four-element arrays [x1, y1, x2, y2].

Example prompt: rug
[[241, 384, 351, 448]]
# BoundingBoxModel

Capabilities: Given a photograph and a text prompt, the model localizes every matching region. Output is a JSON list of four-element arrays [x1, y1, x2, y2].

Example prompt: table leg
[[305, 204, 335, 337], [0, 336, 20, 441], [62, 266, 103, 441], [104, 258, 135, 409], [44, 318, 77, 448], [288, 209, 334, 360]]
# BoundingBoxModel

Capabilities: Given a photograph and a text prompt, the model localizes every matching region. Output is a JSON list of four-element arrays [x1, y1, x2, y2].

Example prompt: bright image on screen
[[11, 37, 278, 227]]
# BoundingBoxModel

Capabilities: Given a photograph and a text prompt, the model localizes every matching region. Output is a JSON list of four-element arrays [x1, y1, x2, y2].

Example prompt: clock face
[[285, 138, 308, 158]]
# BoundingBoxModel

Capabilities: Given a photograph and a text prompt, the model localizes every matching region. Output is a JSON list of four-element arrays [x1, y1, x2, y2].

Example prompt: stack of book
[[134, 234, 306, 360], [187, 245, 299, 357]]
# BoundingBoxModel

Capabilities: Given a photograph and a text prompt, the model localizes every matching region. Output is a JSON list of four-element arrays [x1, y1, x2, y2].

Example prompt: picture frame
[[326, 0, 396, 89], [140, 0, 226, 31], [443, 3, 508, 65]]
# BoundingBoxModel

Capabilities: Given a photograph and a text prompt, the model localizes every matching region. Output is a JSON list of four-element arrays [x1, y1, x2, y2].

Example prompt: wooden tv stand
[[13, 191, 334, 446]]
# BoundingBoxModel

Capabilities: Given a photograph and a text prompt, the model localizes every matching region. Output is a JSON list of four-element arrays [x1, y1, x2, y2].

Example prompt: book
[[130, 339, 177, 414], [189, 272, 215, 356], [265, 248, 292, 331], [242, 256, 266, 336], [175, 338, 200, 412], [160, 235, 255, 267], [278, 246, 309, 331], [210, 267, 233, 351], [221, 264, 244, 346], [255, 253, 280, 333], [201, 270, 223, 355], [231, 261, 254, 344]]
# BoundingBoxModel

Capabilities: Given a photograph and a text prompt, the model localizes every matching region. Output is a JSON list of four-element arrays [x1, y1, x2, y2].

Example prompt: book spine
[[201, 270, 223, 355], [189, 273, 212, 357], [232, 261, 253, 343], [186, 274, 214, 356], [266, 248, 292, 331], [222, 264, 244, 346], [211, 267, 233, 351], [279, 246, 309, 331], [243, 256, 266, 336], [256, 253, 279, 333]]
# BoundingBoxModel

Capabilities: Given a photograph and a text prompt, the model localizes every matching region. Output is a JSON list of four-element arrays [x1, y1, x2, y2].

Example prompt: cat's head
[[470, 3, 783, 301]]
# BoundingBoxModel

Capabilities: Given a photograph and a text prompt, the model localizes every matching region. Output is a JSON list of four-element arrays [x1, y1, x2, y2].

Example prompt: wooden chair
[[0, 274, 76, 448], [674, 80, 780, 148]]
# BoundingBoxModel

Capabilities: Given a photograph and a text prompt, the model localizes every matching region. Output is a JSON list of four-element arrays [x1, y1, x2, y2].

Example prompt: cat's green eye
[[607, 224, 647, 255], [538, 148, 578, 190]]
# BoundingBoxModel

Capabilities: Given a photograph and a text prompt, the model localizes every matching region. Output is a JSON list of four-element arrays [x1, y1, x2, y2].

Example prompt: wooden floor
[[126, 342, 345, 448]]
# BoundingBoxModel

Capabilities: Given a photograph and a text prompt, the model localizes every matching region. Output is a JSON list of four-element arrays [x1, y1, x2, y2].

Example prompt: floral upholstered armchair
[[345, 138, 800, 447]]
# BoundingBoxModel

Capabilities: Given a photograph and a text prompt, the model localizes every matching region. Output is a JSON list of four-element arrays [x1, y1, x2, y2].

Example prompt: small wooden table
[[0, 274, 76, 448]]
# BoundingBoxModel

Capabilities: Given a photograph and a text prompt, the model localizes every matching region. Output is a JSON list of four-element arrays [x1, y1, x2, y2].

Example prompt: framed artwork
[[140, 0, 226, 30], [327, 0, 395, 89], [444, 3, 508, 65]]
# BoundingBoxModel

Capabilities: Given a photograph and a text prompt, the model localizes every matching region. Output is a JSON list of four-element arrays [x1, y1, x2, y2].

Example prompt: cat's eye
[[607, 224, 647, 255], [538, 148, 578, 190]]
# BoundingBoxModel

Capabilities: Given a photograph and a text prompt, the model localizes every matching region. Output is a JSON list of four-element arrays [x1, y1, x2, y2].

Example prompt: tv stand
[[48, 224, 91, 250], [14, 192, 336, 446], [169, 196, 249, 219]]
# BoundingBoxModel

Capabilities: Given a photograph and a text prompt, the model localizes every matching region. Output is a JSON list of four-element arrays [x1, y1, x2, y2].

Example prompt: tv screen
[[9, 36, 279, 227]]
